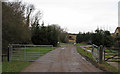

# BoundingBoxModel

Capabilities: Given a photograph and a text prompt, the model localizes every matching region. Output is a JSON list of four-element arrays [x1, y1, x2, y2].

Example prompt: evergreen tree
[[31, 23, 59, 46]]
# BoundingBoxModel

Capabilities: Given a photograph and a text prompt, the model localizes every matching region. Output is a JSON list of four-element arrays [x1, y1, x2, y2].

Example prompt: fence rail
[[104, 48, 120, 62]]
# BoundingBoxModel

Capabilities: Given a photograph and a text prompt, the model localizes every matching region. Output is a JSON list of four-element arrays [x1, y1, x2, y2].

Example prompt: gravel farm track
[[22, 44, 102, 72]]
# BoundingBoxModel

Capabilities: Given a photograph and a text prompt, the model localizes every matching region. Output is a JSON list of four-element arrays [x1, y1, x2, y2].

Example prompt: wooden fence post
[[7, 45, 9, 62], [8, 44, 11, 62], [92, 44, 94, 54], [104, 50, 105, 61], [2, 55, 3, 62], [99, 45, 103, 64]]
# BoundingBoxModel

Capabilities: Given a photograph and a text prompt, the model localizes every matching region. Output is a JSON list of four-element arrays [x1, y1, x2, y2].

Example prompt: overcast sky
[[9, 0, 119, 33]]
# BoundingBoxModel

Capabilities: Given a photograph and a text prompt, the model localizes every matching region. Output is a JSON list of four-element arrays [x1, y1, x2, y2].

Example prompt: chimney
[[118, 1, 120, 27]]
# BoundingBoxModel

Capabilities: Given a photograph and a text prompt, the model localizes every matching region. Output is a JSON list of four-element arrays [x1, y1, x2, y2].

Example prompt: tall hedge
[[31, 24, 59, 47]]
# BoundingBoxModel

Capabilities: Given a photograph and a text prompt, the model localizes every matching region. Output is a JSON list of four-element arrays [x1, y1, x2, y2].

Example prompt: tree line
[[76, 28, 119, 48], [2, 1, 68, 54]]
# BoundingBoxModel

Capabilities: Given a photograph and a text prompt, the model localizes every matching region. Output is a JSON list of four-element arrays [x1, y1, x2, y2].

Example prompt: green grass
[[77, 47, 119, 73], [59, 42, 68, 45], [104, 48, 120, 62], [76, 43, 88, 46], [2, 61, 30, 72], [11, 47, 54, 61], [104, 49, 118, 53], [98, 61, 119, 73], [84, 47, 92, 50], [77, 47, 96, 63], [0, 62, 2, 73], [2, 46, 57, 72]]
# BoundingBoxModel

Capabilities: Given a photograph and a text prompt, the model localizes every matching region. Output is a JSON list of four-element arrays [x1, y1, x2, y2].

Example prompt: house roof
[[115, 27, 120, 33], [117, 27, 120, 32]]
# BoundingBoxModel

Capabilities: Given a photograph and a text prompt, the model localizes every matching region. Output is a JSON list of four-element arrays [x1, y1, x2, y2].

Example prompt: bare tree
[[31, 11, 42, 28], [26, 4, 35, 27]]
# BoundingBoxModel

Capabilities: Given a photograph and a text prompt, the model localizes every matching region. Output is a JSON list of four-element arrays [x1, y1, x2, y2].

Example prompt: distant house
[[114, 27, 120, 48], [68, 34, 76, 43], [114, 27, 120, 37]]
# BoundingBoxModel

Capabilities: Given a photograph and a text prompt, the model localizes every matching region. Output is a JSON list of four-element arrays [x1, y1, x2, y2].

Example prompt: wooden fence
[[104, 48, 120, 62]]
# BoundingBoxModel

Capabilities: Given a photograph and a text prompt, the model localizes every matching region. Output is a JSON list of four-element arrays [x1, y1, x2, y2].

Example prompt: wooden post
[[7, 45, 9, 62], [2, 55, 3, 62], [8, 44, 11, 62], [92, 44, 94, 54], [104, 50, 105, 61], [7, 45, 10, 62], [99, 45, 103, 64]]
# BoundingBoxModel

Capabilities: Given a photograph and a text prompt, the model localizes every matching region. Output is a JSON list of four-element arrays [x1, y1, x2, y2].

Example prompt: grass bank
[[2, 61, 30, 72], [76, 43, 88, 46], [2, 46, 57, 72], [76, 44, 119, 73]]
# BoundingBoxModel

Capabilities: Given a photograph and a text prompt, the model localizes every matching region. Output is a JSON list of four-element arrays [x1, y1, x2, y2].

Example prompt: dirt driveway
[[22, 44, 102, 72]]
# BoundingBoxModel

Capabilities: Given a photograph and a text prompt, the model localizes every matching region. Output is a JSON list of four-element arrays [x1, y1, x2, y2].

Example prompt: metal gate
[[8, 44, 53, 61], [92, 44, 103, 63], [92, 44, 99, 62]]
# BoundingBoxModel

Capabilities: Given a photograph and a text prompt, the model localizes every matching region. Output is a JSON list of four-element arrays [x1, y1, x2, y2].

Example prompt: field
[[2, 46, 56, 72]]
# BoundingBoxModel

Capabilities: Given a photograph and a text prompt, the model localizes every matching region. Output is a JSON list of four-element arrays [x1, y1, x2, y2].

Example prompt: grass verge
[[76, 43, 88, 46], [0, 62, 2, 73], [2, 61, 30, 72], [77, 47, 119, 73], [2, 46, 57, 72], [59, 42, 68, 45]]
